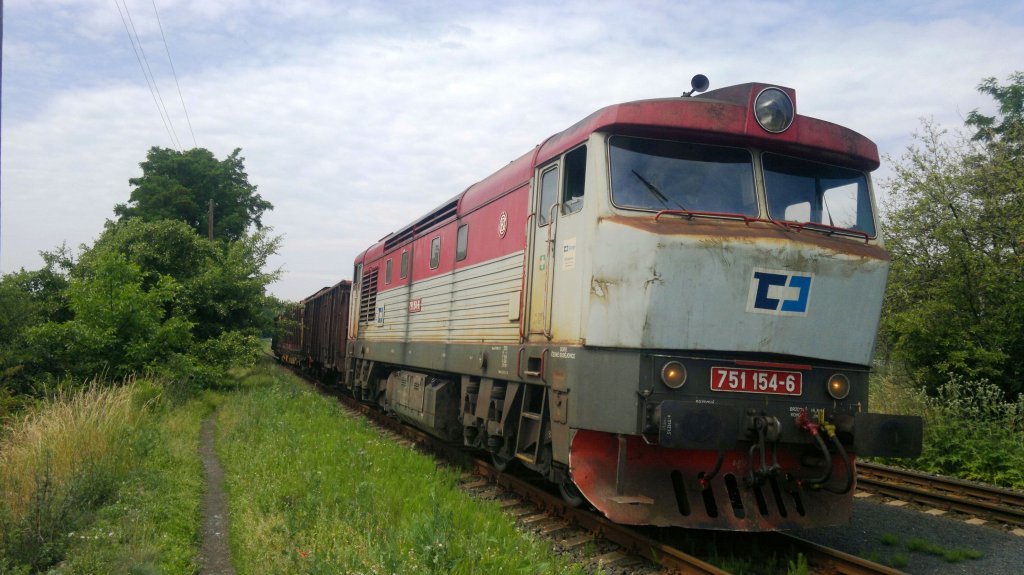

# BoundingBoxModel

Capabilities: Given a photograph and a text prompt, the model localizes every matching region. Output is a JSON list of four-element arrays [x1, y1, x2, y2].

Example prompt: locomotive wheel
[[491, 452, 516, 472], [559, 476, 585, 507]]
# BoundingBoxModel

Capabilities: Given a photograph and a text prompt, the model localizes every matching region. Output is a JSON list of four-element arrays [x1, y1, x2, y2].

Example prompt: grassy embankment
[[1, 359, 587, 574]]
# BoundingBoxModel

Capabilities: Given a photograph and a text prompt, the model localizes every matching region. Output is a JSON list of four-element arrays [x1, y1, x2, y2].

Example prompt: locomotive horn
[[682, 74, 710, 97]]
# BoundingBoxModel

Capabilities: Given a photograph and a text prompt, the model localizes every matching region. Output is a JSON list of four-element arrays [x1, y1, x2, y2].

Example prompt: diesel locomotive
[[275, 76, 923, 531]]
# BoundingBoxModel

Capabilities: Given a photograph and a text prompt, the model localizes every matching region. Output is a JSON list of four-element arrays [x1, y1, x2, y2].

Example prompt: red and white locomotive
[[279, 76, 922, 531]]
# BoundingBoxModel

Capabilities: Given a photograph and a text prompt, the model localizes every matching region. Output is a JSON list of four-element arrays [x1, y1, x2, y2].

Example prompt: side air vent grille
[[358, 268, 379, 324]]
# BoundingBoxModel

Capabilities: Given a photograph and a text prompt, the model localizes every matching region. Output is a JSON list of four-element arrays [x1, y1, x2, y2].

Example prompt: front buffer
[[568, 419, 858, 530]]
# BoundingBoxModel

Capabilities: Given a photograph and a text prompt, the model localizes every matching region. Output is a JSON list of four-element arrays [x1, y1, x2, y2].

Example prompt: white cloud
[[2, 1, 1023, 299]]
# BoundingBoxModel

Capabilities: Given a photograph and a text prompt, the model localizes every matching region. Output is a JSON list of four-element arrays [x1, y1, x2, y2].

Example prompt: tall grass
[[0, 378, 204, 574], [870, 372, 1024, 488], [0, 380, 142, 571], [218, 364, 586, 575]]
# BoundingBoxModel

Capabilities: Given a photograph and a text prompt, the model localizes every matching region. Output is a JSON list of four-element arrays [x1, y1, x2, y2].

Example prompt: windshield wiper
[[632, 170, 687, 210]]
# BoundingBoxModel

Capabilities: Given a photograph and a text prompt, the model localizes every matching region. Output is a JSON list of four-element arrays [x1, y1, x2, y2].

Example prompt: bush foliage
[[872, 373, 1024, 488]]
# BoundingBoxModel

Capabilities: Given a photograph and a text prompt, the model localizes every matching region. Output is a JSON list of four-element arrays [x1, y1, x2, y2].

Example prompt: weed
[[942, 548, 984, 562], [786, 553, 809, 575], [890, 553, 910, 568], [903, 536, 983, 563], [0, 381, 140, 569], [905, 537, 931, 553], [880, 532, 899, 546]]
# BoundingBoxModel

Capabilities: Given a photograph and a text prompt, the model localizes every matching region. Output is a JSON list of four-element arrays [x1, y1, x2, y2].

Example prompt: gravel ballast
[[791, 498, 1024, 574]]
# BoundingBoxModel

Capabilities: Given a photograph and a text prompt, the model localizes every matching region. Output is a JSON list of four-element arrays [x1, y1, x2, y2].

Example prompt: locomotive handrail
[[653, 210, 871, 243], [783, 220, 871, 243], [519, 212, 537, 341], [654, 209, 774, 225], [522, 348, 548, 382], [543, 202, 561, 340], [517, 346, 525, 379]]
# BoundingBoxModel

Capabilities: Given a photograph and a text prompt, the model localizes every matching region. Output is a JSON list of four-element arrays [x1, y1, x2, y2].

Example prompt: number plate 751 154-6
[[710, 367, 802, 396]]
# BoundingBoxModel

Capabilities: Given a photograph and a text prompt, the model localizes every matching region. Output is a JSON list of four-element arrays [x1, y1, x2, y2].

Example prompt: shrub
[[872, 373, 1024, 488]]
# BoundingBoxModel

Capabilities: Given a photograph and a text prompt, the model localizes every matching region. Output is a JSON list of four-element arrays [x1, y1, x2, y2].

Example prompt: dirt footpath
[[198, 415, 235, 575]]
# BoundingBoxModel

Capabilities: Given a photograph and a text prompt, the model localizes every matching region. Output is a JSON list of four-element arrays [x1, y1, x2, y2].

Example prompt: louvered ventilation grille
[[358, 268, 378, 323]]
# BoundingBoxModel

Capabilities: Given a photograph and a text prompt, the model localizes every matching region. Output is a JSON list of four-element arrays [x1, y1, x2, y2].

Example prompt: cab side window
[[562, 146, 586, 215], [429, 236, 441, 269], [456, 224, 469, 261], [538, 166, 559, 226]]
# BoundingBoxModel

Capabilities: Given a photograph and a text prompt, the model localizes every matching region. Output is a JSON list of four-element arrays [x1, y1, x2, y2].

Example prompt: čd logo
[[746, 268, 813, 316]]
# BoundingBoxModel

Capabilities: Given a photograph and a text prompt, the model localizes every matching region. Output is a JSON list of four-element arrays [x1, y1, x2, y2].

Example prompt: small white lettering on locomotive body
[[562, 237, 577, 271], [550, 346, 576, 360]]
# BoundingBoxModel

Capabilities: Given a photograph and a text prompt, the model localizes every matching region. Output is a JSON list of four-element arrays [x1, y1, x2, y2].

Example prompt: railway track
[[856, 461, 1024, 530], [281, 363, 906, 574]]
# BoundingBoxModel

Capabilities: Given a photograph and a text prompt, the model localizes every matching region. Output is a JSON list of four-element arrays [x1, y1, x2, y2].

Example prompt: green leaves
[[114, 147, 272, 243], [882, 72, 1024, 398], [27, 249, 193, 378]]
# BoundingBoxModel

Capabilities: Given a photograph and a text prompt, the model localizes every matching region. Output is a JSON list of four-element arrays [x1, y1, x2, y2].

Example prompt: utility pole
[[207, 199, 214, 240], [1, 0, 5, 267]]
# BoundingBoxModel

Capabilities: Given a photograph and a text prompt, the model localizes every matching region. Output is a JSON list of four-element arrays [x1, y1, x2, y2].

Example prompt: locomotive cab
[[517, 83, 922, 529]]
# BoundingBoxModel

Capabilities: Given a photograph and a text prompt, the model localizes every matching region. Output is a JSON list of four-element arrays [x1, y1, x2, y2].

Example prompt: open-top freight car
[[299, 76, 922, 531], [272, 280, 351, 378]]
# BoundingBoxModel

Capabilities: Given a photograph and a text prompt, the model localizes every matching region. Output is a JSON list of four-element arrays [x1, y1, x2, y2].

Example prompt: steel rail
[[857, 461, 1024, 527], [472, 460, 730, 575], [765, 533, 909, 575]]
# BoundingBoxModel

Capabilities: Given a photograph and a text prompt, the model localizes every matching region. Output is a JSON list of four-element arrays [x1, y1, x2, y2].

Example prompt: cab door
[[526, 165, 559, 339], [525, 145, 587, 342]]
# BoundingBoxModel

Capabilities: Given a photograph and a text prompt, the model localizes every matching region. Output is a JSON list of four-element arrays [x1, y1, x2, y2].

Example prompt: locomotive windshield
[[763, 154, 876, 236], [609, 136, 757, 215]]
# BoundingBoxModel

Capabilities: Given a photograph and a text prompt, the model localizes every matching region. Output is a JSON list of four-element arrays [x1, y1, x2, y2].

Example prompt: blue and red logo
[[746, 268, 813, 316]]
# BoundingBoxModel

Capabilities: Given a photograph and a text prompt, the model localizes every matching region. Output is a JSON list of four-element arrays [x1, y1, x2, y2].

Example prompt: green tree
[[0, 248, 73, 397], [966, 71, 1024, 143], [113, 147, 272, 242], [882, 72, 1024, 397]]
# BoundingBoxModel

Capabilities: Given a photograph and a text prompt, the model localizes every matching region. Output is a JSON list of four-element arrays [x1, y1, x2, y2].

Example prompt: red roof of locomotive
[[356, 83, 879, 264]]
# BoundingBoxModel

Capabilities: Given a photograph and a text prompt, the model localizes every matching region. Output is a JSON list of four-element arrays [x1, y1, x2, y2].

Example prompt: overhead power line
[[113, 0, 180, 150], [151, 0, 197, 148]]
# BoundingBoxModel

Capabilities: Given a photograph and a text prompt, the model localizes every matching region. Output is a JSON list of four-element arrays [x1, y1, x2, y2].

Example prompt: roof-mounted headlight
[[754, 87, 794, 133]]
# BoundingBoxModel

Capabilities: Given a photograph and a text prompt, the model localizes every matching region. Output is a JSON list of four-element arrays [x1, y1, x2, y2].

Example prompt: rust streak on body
[[599, 215, 890, 261]]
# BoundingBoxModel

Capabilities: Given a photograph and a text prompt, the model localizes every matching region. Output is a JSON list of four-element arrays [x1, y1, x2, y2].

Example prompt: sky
[[2, 0, 1023, 301]]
